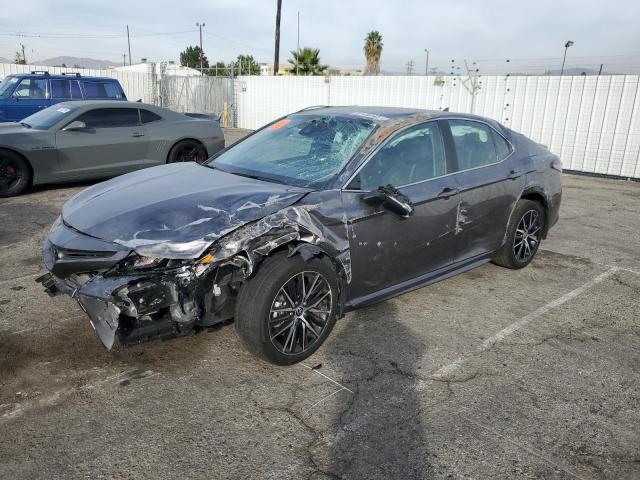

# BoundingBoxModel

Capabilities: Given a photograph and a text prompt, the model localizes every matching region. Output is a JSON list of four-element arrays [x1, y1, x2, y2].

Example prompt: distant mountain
[[0, 57, 12, 64], [34, 56, 118, 69]]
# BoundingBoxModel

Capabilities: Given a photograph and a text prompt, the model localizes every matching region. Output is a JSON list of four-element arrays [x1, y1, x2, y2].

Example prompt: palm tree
[[364, 31, 383, 75], [288, 48, 328, 76]]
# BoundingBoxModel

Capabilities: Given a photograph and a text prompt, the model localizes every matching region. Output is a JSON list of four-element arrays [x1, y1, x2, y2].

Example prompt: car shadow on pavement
[[319, 300, 433, 479]]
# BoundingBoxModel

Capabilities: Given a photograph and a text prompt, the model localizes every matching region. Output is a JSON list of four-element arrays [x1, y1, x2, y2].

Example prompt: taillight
[[551, 157, 562, 172]]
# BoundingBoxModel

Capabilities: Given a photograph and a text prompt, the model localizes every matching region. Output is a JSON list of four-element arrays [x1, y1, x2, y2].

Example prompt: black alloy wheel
[[0, 151, 30, 197], [513, 210, 542, 263], [168, 140, 208, 164], [268, 271, 333, 355]]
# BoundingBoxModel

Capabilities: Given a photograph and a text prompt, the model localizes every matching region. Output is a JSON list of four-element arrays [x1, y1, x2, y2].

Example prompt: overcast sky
[[1, 0, 638, 71]]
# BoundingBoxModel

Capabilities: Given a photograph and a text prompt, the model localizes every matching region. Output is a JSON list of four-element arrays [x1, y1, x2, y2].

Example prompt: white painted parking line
[[7, 314, 85, 335], [1, 367, 146, 422], [458, 412, 586, 479], [0, 272, 41, 286], [432, 267, 619, 379]]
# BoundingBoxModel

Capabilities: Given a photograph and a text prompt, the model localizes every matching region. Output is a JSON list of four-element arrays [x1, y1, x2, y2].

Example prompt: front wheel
[[492, 199, 545, 269], [234, 251, 339, 365], [0, 150, 31, 198]]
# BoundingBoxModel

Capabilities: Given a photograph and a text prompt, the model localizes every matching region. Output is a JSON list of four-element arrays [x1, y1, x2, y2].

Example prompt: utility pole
[[20, 43, 26, 64], [405, 59, 414, 75], [126, 25, 132, 65], [560, 40, 574, 76], [424, 48, 430, 76], [122, 54, 126, 66], [598, 63, 603, 75], [296, 11, 300, 76], [196, 22, 205, 71], [274, 0, 282, 75]]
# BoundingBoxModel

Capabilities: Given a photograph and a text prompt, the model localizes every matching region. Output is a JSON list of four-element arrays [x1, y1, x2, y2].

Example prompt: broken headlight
[[132, 239, 212, 259]]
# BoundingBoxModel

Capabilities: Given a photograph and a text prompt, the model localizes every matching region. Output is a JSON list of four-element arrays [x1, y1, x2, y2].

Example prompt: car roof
[[8, 72, 118, 81], [292, 105, 500, 129], [50, 100, 185, 119]]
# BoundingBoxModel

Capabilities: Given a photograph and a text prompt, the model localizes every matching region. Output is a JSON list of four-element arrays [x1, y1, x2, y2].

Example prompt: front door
[[55, 107, 149, 179], [5, 77, 49, 121], [444, 119, 528, 262], [342, 121, 460, 301]]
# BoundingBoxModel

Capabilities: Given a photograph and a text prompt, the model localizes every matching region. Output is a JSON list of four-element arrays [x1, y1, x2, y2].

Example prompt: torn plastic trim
[[210, 204, 352, 284]]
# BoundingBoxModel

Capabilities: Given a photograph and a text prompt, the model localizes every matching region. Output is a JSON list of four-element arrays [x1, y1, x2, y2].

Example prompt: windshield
[[0, 76, 19, 97], [21, 104, 79, 130], [211, 114, 377, 188]]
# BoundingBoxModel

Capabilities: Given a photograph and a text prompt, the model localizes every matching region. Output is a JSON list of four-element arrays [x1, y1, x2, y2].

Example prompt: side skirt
[[345, 252, 495, 311]]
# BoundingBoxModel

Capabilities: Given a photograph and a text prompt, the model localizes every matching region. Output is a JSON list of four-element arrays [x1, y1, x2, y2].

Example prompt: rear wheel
[[0, 150, 30, 197], [492, 199, 544, 269], [167, 140, 207, 164], [234, 251, 339, 365]]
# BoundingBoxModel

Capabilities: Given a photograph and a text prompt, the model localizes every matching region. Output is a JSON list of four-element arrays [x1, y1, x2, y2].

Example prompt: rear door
[[55, 107, 149, 179], [5, 77, 49, 121], [342, 121, 460, 300], [444, 119, 527, 262]]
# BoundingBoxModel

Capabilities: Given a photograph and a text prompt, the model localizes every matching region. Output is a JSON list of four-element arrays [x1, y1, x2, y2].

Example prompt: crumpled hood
[[62, 163, 308, 250]]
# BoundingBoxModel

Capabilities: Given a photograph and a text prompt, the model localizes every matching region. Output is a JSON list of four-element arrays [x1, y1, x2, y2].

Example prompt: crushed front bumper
[[37, 271, 127, 349], [37, 221, 234, 350]]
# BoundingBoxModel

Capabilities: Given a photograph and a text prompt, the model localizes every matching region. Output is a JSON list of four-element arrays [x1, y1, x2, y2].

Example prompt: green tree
[[180, 45, 209, 69], [206, 61, 230, 76], [14, 50, 26, 65], [364, 31, 383, 75], [287, 48, 328, 76], [233, 55, 261, 75]]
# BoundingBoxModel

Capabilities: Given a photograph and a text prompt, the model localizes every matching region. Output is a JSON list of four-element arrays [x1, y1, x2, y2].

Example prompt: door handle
[[508, 169, 523, 179], [131, 132, 145, 137], [437, 186, 460, 199]]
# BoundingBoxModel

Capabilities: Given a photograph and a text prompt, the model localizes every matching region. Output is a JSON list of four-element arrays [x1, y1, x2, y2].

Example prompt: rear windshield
[[211, 114, 376, 188], [21, 104, 79, 130], [0, 76, 19, 97]]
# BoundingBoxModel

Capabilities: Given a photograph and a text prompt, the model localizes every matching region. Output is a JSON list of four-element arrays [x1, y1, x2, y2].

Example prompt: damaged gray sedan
[[37, 106, 562, 365]]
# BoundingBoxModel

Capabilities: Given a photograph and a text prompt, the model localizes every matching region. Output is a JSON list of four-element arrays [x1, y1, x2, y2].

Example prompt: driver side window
[[349, 122, 445, 190]]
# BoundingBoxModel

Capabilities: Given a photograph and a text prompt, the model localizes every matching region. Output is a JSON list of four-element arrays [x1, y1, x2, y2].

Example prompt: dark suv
[[0, 71, 126, 122]]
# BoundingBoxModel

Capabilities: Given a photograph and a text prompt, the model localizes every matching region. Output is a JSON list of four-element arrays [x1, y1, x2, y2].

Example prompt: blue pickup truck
[[0, 71, 127, 122]]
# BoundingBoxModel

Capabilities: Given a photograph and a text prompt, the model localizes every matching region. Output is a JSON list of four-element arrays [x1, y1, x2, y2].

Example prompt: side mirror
[[362, 185, 414, 218], [63, 120, 87, 131]]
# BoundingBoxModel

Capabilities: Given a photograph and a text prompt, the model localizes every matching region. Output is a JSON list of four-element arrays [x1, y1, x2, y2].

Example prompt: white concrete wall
[[1, 63, 638, 178], [235, 75, 640, 179]]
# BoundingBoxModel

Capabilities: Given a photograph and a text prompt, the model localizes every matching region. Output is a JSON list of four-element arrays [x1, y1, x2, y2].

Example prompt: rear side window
[[75, 108, 140, 128], [492, 129, 512, 160], [13, 78, 48, 99], [50, 79, 82, 99], [140, 109, 163, 124], [448, 120, 498, 171], [350, 122, 446, 190], [82, 81, 124, 99]]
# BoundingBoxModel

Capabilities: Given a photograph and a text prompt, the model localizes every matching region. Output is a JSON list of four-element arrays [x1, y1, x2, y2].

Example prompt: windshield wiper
[[19, 122, 32, 129]]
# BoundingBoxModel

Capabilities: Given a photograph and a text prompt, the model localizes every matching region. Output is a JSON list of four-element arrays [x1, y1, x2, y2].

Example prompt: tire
[[167, 139, 208, 164], [0, 150, 31, 198], [492, 199, 545, 269], [234, 251, 339, 365]]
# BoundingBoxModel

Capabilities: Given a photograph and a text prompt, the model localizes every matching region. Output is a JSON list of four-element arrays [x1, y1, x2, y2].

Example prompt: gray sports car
[[0, 100, 225, 197]]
